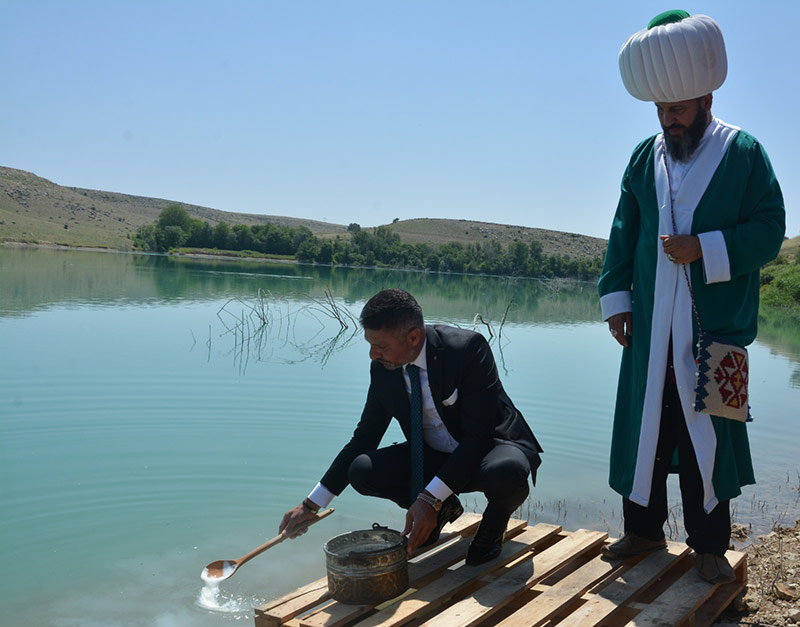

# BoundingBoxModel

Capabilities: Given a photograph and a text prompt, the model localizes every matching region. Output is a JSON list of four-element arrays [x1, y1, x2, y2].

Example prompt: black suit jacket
[[320, 325, 542, 496]]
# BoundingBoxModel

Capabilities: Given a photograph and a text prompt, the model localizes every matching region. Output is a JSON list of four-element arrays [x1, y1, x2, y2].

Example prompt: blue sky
[[1, 1, 796, 239]]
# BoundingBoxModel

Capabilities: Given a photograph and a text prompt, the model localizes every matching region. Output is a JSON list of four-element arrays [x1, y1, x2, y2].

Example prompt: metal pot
[[323, 523, 409, 605]]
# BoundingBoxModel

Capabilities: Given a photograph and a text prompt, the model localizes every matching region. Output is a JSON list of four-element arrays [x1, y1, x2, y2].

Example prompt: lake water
[[1, 246, 798, 626]]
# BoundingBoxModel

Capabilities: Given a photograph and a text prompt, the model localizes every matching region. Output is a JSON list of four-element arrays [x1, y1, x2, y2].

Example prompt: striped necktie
[[406, 364, 424, 502]]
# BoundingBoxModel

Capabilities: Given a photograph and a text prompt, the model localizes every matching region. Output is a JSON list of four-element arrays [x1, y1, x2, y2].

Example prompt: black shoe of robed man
[[693, 552, 735, 584], [421, 495, 464, 547], [465, 506, 511, 566], [601, 532, 667, 560]]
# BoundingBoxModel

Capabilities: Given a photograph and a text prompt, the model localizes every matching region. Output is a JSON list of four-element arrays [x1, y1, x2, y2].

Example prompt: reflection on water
[[1, 246, 798, 627], [0, 246, 603, 324], [758, 306, 800, 388]]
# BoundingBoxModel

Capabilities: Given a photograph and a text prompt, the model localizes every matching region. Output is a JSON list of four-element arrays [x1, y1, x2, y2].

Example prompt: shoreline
[[0, 241, 596, 284], [1, 240, 301, 264]]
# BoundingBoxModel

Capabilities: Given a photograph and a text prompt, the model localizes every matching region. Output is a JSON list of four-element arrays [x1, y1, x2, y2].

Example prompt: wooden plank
[[256, 578, 329, 615], [555, 542, 689, 627], [420, 529, 608, 627], [254, 578, 330, 626], [494, 553, 620, 627], [410, 513, 484, 556], [627, 554, 746, 626], [255, 621, 302, 627], [407, 517, 530, 587], [327, 524, 562, 627], [254, 513, 487, 626], [692, 579, 746, 627]]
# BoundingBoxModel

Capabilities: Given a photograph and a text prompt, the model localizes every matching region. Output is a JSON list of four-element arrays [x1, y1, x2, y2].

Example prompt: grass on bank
[[172, 247, 295, 261]]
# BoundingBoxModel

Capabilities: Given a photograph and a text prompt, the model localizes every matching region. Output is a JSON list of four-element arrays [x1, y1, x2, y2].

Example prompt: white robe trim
[[698, 230, 731, 284], [629, 118, 739, 514], [601, 290, 632, 321]]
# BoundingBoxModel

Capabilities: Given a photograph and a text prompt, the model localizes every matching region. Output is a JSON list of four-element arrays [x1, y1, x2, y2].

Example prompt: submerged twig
[[473, 313, 494, 338]]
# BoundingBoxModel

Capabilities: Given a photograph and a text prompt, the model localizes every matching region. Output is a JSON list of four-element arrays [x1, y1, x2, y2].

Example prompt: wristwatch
[[416, 491, 442, 512]]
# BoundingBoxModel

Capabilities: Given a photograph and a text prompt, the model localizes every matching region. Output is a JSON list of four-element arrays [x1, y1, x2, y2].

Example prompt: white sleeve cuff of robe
[[308, 482, 335, 508], [698, 231, 731, 284], [425, 476, 453, 502], [600, 291, 632, 321]]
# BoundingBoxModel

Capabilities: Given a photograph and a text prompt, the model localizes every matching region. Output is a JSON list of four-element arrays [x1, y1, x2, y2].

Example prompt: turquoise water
[[1, 247, 798, 626]]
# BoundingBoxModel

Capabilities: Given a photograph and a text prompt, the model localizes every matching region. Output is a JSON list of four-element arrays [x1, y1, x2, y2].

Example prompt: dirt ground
[[716, 519, 800, 626]]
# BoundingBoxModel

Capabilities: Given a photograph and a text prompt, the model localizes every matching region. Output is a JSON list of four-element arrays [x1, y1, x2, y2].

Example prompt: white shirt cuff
[[425, 476, 453, 502], [697, 231, 731, 284], [308, 482, 335, 508], [600, 291, 632, 321]]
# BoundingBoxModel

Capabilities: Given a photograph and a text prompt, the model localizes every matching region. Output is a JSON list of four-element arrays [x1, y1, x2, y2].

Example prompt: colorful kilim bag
[[662, 138, 751, 423], [693, 332, 750, 421]]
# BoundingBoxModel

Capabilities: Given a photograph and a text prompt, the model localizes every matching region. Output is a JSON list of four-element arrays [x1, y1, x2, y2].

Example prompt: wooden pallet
[[254, 515, 746, 627]]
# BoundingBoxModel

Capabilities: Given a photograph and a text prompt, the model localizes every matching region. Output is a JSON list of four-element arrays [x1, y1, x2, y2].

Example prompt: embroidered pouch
[[694, 333, 751, 422]]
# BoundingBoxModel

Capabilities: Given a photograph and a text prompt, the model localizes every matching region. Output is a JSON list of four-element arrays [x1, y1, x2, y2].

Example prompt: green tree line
[[134, 204, 604, 280]]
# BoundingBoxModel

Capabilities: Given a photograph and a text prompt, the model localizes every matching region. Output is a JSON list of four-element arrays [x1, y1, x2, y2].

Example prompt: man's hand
[[279, 504, 318, 538], [660, 234, 702, 265], [607, 312, 632, 347], [402, 498, 437, 554]]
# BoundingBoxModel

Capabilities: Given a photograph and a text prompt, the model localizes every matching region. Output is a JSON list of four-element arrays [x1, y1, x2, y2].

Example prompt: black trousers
[[623, 382, 731, 556], [348, 442, 531, 517]]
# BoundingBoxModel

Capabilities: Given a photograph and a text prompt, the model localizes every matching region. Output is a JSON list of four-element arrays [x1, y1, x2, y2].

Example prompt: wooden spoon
[[202, 508, 334, 582]]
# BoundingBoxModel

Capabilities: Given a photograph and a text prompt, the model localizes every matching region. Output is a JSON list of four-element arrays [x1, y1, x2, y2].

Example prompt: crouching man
[[280, 288, 543, 564]]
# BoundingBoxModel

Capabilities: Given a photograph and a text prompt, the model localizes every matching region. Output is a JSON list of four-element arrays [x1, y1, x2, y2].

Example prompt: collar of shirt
[[405, 337, 428, 372]]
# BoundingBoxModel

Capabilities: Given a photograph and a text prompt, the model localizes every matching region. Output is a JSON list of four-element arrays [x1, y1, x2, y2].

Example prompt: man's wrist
[[302, 498, 320, 513]]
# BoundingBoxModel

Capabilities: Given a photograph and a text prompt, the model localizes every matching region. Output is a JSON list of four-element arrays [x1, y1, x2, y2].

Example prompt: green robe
[[598, 120, 785, 509]]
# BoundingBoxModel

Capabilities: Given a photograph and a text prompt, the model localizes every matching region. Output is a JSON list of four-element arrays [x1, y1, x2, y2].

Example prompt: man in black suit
[[280, 288, 542, 564]]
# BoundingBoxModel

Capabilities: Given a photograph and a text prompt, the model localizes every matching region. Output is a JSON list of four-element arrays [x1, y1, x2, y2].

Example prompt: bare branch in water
[[498, 299, 513, 339], [473, 313, 494, 338], [307, 288, 358, 329], [214, 288, 360, 373]]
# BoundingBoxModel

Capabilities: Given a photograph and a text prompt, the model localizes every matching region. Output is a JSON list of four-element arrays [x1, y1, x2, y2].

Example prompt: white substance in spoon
[[201, 561, 237, 582]]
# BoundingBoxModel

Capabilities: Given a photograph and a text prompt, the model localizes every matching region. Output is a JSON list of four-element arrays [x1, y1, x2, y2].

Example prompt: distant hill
[[780, 235, 800, 260], [0, 167, 347, 251], [387, 218, 607, 262], [1, 165, 604, 259]]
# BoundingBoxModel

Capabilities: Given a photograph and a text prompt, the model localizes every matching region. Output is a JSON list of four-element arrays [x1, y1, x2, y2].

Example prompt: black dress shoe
[[422, 495, 464, 547], [465, 505, 510, 566], [466, 534, 503, 565]]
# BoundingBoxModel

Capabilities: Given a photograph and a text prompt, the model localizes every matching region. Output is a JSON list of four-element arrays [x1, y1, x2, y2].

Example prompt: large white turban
[[619, 10, 727, 102]]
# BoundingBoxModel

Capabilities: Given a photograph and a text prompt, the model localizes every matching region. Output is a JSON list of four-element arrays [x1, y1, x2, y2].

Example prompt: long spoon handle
[[238, 508, 334, 566]]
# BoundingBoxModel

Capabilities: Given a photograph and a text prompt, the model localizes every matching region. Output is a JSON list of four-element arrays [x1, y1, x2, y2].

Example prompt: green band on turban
[[648, 9, 690, 29]]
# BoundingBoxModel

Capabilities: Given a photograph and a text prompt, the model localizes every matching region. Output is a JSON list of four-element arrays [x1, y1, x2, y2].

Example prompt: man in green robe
[[598, 10, 785, 583]]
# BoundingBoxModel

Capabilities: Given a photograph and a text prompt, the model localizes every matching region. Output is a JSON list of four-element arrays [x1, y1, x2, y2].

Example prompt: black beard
[[663, 105, 709, 162]]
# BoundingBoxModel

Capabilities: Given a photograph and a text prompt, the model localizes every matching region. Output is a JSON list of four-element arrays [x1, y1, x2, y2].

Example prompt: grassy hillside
[[387, 218, 607, 260], [1, 166, 604, 260], [0, 167, 347, 250]]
